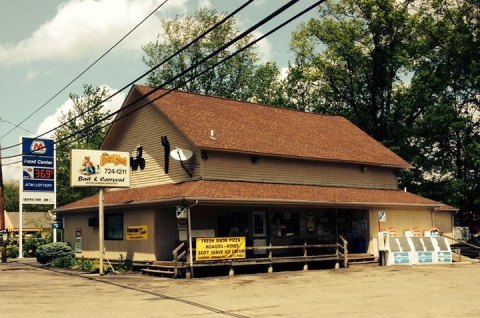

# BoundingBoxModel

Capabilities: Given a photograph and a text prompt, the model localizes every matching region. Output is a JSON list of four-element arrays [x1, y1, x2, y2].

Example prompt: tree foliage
[[54, 84, 111, 207], [142, 7, 280, 102], [285, 0, 479, 221], [287, 0, 418, 148], [3, 180, 19, 212], [405, 0, 480, 221], [3, 180, 49, 212]]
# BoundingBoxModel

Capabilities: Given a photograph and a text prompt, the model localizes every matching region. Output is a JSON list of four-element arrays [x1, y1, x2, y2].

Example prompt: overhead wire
[[0, 0, 255, 153], [2, 0, 325, 163], [0, 0, 170, 141], [35, 0, 302, 154]]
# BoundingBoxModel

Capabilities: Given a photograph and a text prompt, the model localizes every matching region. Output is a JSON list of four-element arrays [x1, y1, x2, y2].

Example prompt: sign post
[[20, 137, 56, 258], [70, 149, 130, 275], [378, 210, 386, 233]]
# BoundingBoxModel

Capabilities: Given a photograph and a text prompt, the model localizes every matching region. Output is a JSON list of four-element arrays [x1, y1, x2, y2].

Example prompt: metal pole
[[187, 207, 193, 278], [0, 146, 7, 263], [99, 188, 104, 275], [19, 197, 23, 259]]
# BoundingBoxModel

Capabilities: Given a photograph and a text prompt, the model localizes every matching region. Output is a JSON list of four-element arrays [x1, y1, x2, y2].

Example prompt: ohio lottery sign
[[21, 137, 56, 205]]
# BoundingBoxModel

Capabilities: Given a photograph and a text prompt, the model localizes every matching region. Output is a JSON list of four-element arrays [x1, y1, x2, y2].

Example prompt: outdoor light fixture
[[130, 146, 146, 171], [161, 136, 170, 173]]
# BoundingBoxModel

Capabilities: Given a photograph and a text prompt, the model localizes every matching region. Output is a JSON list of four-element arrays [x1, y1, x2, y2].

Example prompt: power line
[[0, 0, 255, 153], [42, 0, 302, 153], [0, 0, 170, 141], [2, 0, 324, 162]]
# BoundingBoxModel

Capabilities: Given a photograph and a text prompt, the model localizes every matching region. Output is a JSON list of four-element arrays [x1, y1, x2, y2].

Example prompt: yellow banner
[[126, 225, 148, 240], [196, 237, 246, 261]]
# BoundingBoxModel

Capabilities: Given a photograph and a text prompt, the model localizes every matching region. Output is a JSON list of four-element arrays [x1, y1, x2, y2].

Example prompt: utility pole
[[0, 146, 7, 263]]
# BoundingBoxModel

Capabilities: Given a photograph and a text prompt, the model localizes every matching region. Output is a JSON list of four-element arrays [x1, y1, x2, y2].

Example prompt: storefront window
[[217, 212, 249, 237], [105, 214, 123, 240], [272, 212, 299, 237]]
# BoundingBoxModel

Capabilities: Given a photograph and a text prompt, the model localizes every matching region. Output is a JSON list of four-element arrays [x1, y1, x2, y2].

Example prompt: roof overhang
[[56, 180, 454, 213]]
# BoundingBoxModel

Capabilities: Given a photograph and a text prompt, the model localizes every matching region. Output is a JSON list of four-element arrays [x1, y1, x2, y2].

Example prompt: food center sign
[[70, 149, 130, 188], [21, 137, 56, 205]]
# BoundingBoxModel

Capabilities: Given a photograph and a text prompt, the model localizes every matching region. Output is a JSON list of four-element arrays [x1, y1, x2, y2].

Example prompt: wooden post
[[268, 243, 273, 273], [173, 249, 178, 279], [343, 238, 348, 268]]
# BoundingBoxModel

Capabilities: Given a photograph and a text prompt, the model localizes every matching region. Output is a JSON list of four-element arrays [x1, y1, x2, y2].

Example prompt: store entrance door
[[337, 209, 369, 253], [252, 211, 267, 255]]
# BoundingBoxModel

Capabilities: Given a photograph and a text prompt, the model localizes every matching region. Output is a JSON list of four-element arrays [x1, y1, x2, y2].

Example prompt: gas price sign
[[21, 137, 56, 205]]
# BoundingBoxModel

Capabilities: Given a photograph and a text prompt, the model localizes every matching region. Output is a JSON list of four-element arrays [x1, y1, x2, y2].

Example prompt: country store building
[[56, 85, 456, 273]]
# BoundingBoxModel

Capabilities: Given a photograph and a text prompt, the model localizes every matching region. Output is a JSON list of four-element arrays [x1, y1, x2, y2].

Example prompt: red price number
[[34, 168, 54, 180]]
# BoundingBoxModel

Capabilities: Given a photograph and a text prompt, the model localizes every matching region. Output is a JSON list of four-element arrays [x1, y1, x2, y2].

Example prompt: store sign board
[[126, 226, 148, 240], [21, 137, 56, 205], [196, 237, 246, 261], [70, 149, 130, 188]]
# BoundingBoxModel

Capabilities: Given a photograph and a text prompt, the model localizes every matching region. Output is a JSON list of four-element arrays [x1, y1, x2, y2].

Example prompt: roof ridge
[[134, 84, 346, 120]]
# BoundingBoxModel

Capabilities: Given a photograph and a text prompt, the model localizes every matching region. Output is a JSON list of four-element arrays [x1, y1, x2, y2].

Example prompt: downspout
[[431, 206, 440, 229], [187, 200, 199, 278]]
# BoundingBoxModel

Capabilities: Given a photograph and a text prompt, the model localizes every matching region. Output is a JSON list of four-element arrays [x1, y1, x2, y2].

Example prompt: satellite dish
[[170, 148, 193, 161]]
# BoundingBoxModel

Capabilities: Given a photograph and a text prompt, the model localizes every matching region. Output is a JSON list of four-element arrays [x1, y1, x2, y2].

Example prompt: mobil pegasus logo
[[30, 140, 47, 154]]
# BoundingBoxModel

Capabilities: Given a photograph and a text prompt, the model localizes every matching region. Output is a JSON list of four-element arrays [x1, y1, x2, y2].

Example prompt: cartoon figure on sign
[[79, 156, 98, 175]]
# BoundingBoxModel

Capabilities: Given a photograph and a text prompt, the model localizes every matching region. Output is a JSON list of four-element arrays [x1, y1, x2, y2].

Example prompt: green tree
[[3, 180, 19, 212], [286, 0, 479, 223], [54, 84, 111, 207], [286, 0, 419, 150], [404, 0, 480, 222], [142, 7, 280, 101], [2, 181, 49, 212]]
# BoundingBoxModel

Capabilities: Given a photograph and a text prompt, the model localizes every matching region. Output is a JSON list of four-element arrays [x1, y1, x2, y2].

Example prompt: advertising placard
[[126, 226, 148, 240], [196, 237, 246, 261], [21, 137, 56, 205], [70, 149, 130, 188]]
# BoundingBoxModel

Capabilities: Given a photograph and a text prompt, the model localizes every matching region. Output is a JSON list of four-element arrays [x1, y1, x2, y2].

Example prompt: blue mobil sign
[[21, 137, 56, 205]]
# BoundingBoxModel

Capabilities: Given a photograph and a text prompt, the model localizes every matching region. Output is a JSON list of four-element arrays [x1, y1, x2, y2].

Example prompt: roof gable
[[109, 85, 411, 168]]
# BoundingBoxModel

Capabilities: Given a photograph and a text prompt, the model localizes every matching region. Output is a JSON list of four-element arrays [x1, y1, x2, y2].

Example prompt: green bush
[[71, 257, 95, 272], [6, 242, 18, 258], [115, 258, 133, 273], [36, 242, 74, 264], [51, 255, 75, 268], [5, 237, 50, 258], [24, 237, 47, 257]]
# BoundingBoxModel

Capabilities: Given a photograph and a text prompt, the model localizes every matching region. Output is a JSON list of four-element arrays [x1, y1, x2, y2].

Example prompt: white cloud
[[2, 85, 125, 181], [35, 84, 126, 138], [280, 66, 289, 79], [2, 158, 23, 182], [251, 31, 273, 63], [0, 0, 188, 65]]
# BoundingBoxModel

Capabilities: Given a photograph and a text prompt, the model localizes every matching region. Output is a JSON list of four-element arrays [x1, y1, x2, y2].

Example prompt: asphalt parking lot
[[0, 259, 479, 317]]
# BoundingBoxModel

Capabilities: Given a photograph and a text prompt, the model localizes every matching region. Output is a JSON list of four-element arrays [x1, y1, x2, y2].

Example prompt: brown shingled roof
[[57, 180, 451, 212], [131, 85, 411, 168]]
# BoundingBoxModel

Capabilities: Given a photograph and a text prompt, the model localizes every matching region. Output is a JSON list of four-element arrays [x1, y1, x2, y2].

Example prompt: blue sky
[[0, 0, 319, 180]]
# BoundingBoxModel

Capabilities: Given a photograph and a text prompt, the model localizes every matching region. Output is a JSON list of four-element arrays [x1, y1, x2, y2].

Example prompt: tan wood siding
[[367, 208, 454, 254], [63, 209, 157, 261], [203, 152, 398, 189], [104, 103, 201, 188], [154, 207, 179, 260]]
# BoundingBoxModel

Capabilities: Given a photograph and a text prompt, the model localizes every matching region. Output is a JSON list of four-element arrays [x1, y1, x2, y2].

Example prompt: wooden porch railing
[[337, 235, 349, 268], [170, 238, 349, 277], [172, 242, 186, 278]]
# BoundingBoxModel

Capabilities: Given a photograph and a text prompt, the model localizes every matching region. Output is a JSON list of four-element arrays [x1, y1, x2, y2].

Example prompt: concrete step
[[141, 268, 175, 276]]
